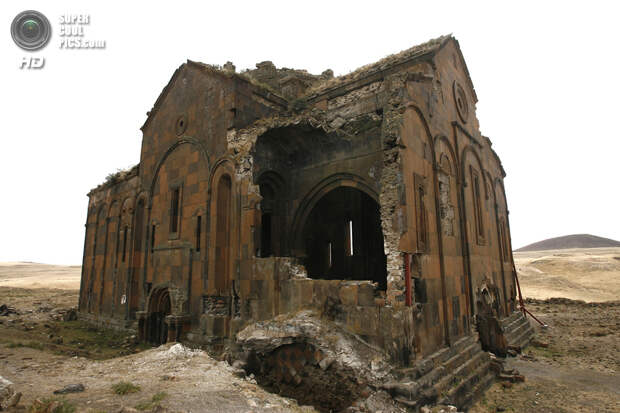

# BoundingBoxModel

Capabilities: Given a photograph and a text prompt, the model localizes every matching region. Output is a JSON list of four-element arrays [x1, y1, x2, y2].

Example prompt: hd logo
[[11, 10, 51, 70], [20, 57, 45, 69]]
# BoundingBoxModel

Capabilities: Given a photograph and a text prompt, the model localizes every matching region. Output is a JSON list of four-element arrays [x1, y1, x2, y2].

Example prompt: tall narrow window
[[472, 171, 484, 240], [195, 216, 202, 252], [414, 174, 428, 252], [345, 220, 354, 256], [170, 187, 180, 234], [115, 223, 121, 262], [327, 242, 333, 269], [122, 226, 128, 262], [418, 187, 428, 250], [151, 224, 156, 253]]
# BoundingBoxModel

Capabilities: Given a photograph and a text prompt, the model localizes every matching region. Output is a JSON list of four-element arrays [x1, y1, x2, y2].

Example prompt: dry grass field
[[514, 247, 620, 302], [0, 262, 81, 290]]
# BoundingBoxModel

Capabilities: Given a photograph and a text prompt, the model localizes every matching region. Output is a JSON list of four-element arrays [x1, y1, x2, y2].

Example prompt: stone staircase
[[383, 334, 495, 411], [501, 310, 535, 350]]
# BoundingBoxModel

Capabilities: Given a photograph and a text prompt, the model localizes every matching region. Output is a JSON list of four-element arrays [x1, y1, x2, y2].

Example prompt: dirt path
[[510, 358, 620, 396]]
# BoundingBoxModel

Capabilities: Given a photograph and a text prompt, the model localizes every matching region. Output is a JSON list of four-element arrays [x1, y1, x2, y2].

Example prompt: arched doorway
[[301, 186, 387, 290], [146, 287, 171, 345]]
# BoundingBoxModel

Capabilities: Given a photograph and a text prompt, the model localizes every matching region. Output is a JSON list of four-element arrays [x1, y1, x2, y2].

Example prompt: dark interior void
[[258, 173, 286, 257], [246, 343, 363, 413], [301, 187, 387, 290]]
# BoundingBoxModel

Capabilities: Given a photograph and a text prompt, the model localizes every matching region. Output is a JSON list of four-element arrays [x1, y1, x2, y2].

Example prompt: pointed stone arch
[[144, 285, 172, 345], [206, 158, 237, 295], [149, 137, 210, 201]]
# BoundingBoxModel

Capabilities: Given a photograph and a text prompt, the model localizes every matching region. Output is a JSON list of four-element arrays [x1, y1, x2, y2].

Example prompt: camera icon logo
[[11, 10, 51, 51]]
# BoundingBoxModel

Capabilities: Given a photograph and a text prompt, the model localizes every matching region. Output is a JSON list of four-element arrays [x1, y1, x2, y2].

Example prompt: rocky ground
[[1, 339, 321, 413], [1, 255, 619, 412], [0, 285, 406, 413], [0, 285, 316, 412], [470, 299, 620, 413]]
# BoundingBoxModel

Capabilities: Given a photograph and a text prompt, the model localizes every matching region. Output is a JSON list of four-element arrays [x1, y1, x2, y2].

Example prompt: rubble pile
[[232, 310, 403, 412], [0, 304, 18, 317]]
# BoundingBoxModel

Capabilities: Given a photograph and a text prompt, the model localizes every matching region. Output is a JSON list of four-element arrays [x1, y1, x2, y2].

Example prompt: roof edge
[[140, 64, 185, 132], [305, 34, 452, 101]]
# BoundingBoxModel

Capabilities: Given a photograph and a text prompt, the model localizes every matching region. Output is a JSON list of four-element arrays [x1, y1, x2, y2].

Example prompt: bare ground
[[470, 299, 620, 413], [0, 264, 318, 412], [471, 247, 620, 413], [1, 339, 316, 413], [1, 253, 619, 412], [514, 247, 620, 302]]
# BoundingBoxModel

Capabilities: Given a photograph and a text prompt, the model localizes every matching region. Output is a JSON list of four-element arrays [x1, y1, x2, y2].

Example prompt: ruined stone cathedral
[[79, 35, 533, 408]]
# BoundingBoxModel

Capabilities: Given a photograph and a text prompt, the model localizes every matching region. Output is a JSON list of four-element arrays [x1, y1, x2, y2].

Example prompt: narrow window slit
[[151, 224, 156, 253], [347, 220, 354, 256], [170, 187, 180, 233], [327, 242, 332, 269], [196, 216, 202, 252], [122, 226, 128, 262]]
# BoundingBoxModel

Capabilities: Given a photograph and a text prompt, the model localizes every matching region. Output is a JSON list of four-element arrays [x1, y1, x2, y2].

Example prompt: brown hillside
[[515, 234, 620, 252]]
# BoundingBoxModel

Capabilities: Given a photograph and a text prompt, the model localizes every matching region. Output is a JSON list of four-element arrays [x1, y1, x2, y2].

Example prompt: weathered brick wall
[[392, 40, 515, 356], [80, 171, 140, 320]]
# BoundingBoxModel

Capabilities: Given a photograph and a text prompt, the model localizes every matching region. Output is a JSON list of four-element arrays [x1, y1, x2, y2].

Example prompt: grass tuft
[[29, 397, 76, 413], [8, 341, 45, 350], [111, 381, 141, 395], [135, 392, 168, 410]]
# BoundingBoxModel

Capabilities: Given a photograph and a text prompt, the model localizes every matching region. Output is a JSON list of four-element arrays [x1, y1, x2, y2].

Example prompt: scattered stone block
[[53, 383, 85, 394], [0, 376, 21, 410]]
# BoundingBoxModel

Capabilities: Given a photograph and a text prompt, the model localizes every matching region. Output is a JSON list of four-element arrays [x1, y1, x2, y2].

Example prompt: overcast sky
[[1, 1, 618, 265]]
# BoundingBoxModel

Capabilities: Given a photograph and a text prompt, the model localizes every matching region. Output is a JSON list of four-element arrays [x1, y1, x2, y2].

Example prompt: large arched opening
[[300, 186, 387, 290], [251, 122, 387, 290]]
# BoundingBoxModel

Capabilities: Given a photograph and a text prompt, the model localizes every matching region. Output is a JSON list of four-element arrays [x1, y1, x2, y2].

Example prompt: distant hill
[[516, 234, 620, 252]]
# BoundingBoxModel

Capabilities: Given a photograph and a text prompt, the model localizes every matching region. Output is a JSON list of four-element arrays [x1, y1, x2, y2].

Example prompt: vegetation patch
[[7, 340, 45, 350], [135, 392, 168, 411], [111, 381, 141, 395], [0, 317, 151, 360], [527, 345, 563, 359], [29, 397, 76, 413]]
